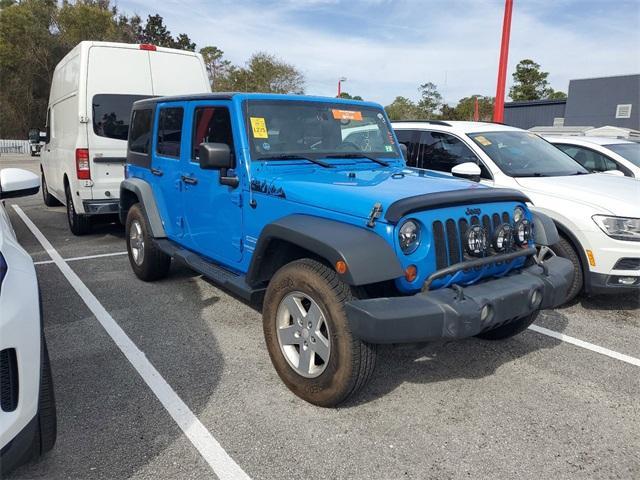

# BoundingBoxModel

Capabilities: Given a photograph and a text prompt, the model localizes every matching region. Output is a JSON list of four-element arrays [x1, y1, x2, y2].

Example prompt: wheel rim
[[536, 245, 556, 263], [129, 220, 145, 266], [276, 291, 331, 378]]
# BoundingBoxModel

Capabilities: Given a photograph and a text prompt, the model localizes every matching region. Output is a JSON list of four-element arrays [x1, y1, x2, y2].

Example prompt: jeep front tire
[[125, 203, 171, 281], [262, 258, 376, 407]]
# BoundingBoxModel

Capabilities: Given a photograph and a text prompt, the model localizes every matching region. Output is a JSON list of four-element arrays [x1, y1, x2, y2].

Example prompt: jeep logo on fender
[[465, 207, 481, 216]]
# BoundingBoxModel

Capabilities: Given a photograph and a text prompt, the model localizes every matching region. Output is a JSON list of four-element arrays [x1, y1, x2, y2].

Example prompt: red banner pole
[[493, 0, 514, 123]]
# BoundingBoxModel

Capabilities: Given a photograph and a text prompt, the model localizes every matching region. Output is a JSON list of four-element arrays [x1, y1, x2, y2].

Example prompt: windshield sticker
[[384, 145, 393, 152], [250, 117, 269, 138], [475, 135, 492, 146], [331, 109, 363, 121], [262, 142, 271, 151]]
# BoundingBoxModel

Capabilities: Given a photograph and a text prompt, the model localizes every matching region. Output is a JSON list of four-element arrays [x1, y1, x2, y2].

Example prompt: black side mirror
[[399, 143, 408, 160], [199, 143, 233, 170], [198, 142, 239, 187]]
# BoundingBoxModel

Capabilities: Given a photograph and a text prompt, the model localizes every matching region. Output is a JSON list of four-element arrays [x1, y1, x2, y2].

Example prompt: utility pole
[[337, 77, 347, 97], [493, 0, 513, 123]]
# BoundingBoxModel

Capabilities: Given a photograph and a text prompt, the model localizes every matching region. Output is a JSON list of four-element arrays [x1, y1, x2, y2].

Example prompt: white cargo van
[[40, 41, 210, 235]]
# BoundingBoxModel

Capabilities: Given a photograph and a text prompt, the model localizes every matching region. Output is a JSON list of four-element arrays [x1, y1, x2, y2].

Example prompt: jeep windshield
[[468, 131, 589, 177], [245, 100, 402, 164]]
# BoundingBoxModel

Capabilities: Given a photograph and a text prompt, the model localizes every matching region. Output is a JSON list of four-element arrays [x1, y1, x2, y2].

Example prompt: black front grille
[[613, 258, 640, 270], [0, 348, 19, 412], [432, 211, 511, 270]]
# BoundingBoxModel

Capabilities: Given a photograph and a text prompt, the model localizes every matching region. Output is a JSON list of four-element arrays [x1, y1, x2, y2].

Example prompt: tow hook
[[367, 202, 383, 228]]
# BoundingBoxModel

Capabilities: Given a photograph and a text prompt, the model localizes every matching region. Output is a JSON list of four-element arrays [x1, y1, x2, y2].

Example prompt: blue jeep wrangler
[[119, 93, 573, 406]]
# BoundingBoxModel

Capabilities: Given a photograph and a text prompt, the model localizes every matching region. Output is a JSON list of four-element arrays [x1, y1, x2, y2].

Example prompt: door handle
[[151, 167, 163, 176], [181, 175, 198, 185]]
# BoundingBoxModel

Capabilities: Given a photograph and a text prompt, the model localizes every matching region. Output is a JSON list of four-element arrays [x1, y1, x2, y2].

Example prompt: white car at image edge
[[0, 168, 56, 475], [544, 136, 640, 179], [392, 121, 640, 301]]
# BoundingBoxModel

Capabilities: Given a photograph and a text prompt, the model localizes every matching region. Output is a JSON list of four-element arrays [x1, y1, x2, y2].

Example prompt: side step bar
[[155, 239, 264, 303]]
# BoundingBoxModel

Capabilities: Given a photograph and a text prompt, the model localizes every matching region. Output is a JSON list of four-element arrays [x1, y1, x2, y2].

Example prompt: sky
[[116, 0, 640, 106]]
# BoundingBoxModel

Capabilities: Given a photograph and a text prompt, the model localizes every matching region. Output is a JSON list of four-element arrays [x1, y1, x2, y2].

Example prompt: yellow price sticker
[[475, 135, 492, 146], [250, 117, 268, 138]]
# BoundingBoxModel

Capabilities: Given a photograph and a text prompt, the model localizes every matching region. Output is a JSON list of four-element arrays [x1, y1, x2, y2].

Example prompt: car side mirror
[[199, 143, 233, 170], [0, 168, 40, 199], [451, 162, 481, 182], [399, 143, 408, 160]]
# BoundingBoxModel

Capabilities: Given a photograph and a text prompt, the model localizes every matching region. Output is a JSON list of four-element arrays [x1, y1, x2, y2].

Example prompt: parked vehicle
[[39, 41, 210, 235], [545, 136, 640, 178], [392, 121, 640, 301], [27, 129, 45, 157], [120, 94, 572, 406], [0, 169, 56, 475]]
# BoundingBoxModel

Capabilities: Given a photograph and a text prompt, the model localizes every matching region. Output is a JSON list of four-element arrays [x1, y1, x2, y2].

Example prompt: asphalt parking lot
[[3, 153, 639, 480]]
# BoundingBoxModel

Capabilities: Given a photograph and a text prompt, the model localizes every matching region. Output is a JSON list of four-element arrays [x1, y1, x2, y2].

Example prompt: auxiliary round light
[[465, 225, 488, 257], [514, 219, 531, 246], [399, 219, 421, 255], [513, 206, 525, 223], [480, 304, 493, 323], [493, 223, 514, 252]]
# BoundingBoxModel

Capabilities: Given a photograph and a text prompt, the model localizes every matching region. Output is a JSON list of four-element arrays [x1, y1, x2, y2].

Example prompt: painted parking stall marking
[[13, 205, 251, 480], [33, 251, 128, 266], [528, 324, 640, 367]]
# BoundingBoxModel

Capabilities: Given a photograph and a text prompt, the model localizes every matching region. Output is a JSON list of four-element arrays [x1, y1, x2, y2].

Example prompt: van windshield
[[92, 94, 152, 140], [245, 100, 401, 162], [468, 131, 589, 177]]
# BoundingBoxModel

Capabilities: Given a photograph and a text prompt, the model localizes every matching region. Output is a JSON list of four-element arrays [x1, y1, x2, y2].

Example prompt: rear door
[[86, 46, 154, 199], [149, 50, 210, 94], [181, 101, 243, 264]]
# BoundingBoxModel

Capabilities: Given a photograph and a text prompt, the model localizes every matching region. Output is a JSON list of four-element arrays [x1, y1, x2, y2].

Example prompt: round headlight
[[514, 219, 531, 246], [465, 225, 488, 257], [399, 220, 420, 254], [513, 206, 525, 223], [493, 223, 514, 252]]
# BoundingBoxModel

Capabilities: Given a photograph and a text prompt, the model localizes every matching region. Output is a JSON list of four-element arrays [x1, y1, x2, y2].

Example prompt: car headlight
[[592, 215, 640, 242], [514, 219, 531, 246], [398, 220, 420, 254], [493, 224, 514, 252], [465, 225, 488, 256], [513, 206, 525, 223]]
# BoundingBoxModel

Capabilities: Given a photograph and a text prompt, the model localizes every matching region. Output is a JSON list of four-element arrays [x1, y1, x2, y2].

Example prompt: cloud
[[117, 0, 640, 105]]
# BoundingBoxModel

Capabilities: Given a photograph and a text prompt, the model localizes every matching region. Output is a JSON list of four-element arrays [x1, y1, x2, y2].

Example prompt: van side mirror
[[451, 162, 481, 182], [0, 168, 40, 199], [199, 143, 233, 170], [399, 143, 408, 160]]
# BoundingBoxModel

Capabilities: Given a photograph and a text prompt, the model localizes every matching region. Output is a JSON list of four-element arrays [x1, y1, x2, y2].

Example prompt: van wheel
[[262, 258, 377, 407], [125, 203, 171, 281], [476, 311, 538, 340], [65, 185, 90, 236], [41, 173, 61, 207]]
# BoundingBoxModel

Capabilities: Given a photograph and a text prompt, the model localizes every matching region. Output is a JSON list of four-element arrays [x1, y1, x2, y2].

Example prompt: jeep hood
[[254, 166, 491, 221], [514, 173, 640, 216]]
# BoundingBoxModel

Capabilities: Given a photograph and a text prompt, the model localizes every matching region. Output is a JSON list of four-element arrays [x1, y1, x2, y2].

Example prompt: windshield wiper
[[257, 154, 332, 168], [324, 153, 390, 167]]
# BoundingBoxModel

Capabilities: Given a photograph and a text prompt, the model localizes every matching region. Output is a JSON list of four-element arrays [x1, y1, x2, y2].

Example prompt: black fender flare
[[531, 211, 559, 246], [246, 214, 403, 287], [119, 178, 166, 238]]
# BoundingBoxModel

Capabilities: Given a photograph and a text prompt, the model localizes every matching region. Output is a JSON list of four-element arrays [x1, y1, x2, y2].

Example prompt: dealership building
[[504, 74, 640, 131]]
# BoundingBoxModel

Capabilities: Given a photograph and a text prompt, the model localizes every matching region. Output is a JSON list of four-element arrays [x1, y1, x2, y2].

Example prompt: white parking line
[[34, 251, 128, 265], [13, 205, 251, 480], [528, 324, 640, 367]]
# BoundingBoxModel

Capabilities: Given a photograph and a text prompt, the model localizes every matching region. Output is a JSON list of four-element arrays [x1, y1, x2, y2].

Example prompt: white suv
[[392, 121, 640, 301], [544, 136, 640, 179], [0, 169, 56, 475]]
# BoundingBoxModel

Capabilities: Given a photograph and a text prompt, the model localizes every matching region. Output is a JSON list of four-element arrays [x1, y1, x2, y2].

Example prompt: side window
[[557, 144, 618, 172], [394, 130, 418, 165], [129, 109, 153, 154], [157, 107, 184, 158], [192, 106, 234, 161], [418, 131, 490, 178]]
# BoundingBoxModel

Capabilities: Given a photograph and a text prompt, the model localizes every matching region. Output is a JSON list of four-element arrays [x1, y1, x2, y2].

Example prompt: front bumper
[[82, 199, 119, 215], [345, 256, 574, 344], [587, 271, 640, 295]]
